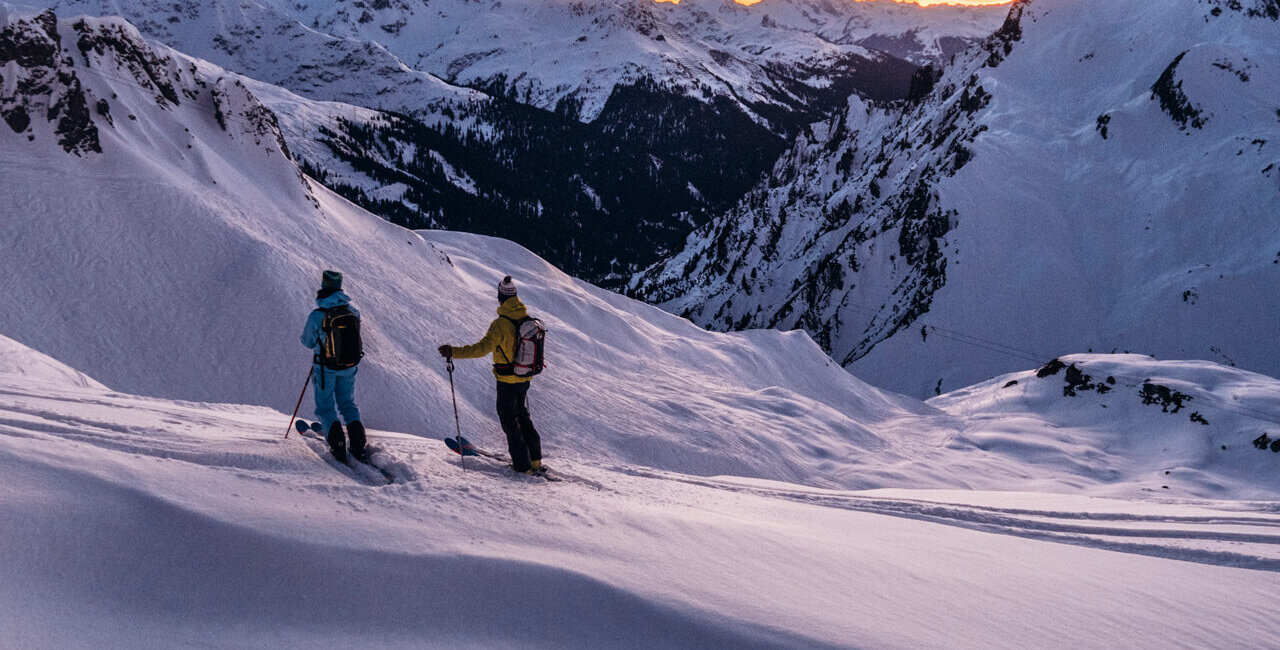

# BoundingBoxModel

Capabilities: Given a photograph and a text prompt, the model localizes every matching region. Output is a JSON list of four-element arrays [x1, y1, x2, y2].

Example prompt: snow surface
[[5, 6, 1280, 648], [4, 338, 1280, 648]]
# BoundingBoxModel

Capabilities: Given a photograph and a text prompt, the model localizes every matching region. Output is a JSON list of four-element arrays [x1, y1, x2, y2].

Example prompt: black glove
[[437, 344, 452, 358]]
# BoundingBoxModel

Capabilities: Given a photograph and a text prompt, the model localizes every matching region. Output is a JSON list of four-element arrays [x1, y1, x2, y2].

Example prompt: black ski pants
[[496, 380, 541, 472]]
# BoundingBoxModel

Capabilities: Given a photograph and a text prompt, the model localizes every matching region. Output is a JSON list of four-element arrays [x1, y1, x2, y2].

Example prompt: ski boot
[[348, 421, 368, 463], [326, 421, 347, 463]]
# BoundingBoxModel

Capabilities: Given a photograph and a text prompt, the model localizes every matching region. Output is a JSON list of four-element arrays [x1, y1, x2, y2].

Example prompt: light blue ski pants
[[313, 364, 361, 431]]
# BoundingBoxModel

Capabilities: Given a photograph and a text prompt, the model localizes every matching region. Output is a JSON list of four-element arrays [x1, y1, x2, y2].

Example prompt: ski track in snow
[[613, 468, 1280, 572], [5, 376, 1280, 576]]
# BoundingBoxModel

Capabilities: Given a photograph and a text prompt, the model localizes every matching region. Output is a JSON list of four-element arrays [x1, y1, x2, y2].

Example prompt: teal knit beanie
[[321, 269, 343, 290]]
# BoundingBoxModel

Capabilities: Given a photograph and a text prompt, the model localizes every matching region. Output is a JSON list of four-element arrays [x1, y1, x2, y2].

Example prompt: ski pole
[[446, 355, 464, 469], [285, 366, 314, 439]]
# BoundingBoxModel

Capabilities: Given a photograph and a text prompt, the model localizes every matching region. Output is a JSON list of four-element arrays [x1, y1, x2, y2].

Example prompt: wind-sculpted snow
[[0, 334, 106, 390], [635, 0, 1280, 399], [3, 345, 1280, 648]]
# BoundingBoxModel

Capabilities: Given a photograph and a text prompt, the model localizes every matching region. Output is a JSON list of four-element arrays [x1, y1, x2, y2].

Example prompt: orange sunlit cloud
[[684, 0, 1014, 5], [895, 0, 1014, 5]]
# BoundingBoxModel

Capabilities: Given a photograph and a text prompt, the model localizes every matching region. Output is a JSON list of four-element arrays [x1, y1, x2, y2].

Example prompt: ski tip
[[310, 421, 323, 432], [443, 437, 482, 456], [294, 419, 309, 433]]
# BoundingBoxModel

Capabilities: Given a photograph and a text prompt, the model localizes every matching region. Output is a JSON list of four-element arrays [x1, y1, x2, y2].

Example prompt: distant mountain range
[[28, 0, 1006, 284], [631, 0, 1280, 396]]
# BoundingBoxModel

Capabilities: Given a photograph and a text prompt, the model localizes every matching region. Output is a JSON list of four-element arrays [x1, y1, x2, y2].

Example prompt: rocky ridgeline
[[1, 9, 302, 189], [1, 10, 99, 154]]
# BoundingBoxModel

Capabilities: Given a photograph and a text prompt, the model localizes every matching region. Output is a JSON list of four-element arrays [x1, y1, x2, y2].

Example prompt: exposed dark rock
[[1058, 363, 1112, 396], [73, 19, 181, 107], [0, 12, 59, 68], [1151, 51, 1206, 130], [0, 10, 101, 154], [2, 106, 30, 133], [1036, 358, 1067, 378], [50, 73, 101, 154], [1207, 0, 1280, 19], [1139, 381, 1192, 413], [906, 65, 937, 103], [984, 1, 1026, 67]]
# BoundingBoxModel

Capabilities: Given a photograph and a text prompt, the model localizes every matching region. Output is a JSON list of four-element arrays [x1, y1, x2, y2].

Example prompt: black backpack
[[315, 306, 363, 370]]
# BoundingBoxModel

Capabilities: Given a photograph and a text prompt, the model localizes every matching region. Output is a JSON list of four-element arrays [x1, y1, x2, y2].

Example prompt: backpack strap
[[493, 316, 524, 370]]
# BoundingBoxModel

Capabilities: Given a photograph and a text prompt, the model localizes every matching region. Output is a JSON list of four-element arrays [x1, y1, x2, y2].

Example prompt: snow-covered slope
[[635, 0, 1280, 397], [930, 353, 1280, 500], [0, 333, 106, 390], [0, 7, 930, 486], [32, 0, 483, 113], [5, 328, 1280, 648]]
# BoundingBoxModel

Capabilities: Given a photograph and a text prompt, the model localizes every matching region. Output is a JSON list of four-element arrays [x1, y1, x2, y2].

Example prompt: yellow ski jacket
[[451, 297, 533, 384]]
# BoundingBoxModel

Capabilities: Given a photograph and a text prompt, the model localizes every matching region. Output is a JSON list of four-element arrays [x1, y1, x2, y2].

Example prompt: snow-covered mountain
[[38, 0, 1005, 125], [8, 7, 1280, 646], [287, 0, 1004, 123], [27, 0, 1003, 286], [633, 0, 1280, 397]]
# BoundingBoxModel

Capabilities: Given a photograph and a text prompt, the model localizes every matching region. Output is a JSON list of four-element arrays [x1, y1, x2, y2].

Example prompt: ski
[[295, 420, 394, 485], [445, 435, 508, 461], [444, 436, 562, 482], [354, 450, 396, 485]]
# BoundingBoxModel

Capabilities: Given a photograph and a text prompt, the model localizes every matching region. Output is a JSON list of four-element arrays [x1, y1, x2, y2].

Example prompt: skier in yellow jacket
[[438, 276, 543, 474]]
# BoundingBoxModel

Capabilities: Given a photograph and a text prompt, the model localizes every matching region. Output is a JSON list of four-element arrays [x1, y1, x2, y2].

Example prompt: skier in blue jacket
[[301, 270, 365, 462]]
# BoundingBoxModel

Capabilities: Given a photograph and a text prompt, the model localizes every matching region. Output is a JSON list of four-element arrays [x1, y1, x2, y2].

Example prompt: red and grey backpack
[[314, 305, 363, 370], [497, 315, 546, 377]]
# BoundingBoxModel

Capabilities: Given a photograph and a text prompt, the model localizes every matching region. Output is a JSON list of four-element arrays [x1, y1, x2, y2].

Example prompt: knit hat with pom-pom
[[497, 276, 517, 302]]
